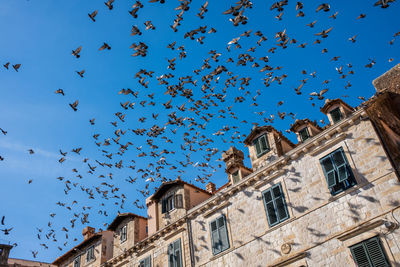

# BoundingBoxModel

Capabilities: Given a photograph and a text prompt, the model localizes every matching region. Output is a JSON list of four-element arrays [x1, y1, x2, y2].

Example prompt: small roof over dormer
[[320, 98, 354, 114], [290, 118, 323, 133], [243, 125, 295, 147], [150, 179, 211, 201], [107, 212, 147, 231]]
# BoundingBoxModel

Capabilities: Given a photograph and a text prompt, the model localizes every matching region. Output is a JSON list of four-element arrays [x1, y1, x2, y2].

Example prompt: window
[[168, 238, 182, 267], [210, 215, 230, 255], [86, 246, 95, 262], [330, 107, 342, 124], [320, 147, 356, 195], [162, 194, 183, 213], [232, 171, 240, 184], [350, 236, 390, 267], [73, 256, 80, 267], [120, 225, 127, 243], [262, 183, 289, 227], [299, 127, 310, 142], [139, 255, 151, 267], [253, 134, 270, 158]]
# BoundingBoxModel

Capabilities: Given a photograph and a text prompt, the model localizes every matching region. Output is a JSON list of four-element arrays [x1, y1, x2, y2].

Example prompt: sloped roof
[[290, 119, 323, 132], [243, 125, 295, 147], [150, 179, 211, 200], [107, 212, 147, 231], [320, 98, 354, 114]]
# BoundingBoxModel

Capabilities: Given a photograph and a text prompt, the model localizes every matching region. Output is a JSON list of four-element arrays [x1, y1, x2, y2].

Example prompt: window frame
[[139, 255, 151, 267], [261, 183, 290, 227], [253, 134, 270, 158], [298, 127, 310, 142], [231, 171, 240, 184], [330, 107, 343, 124], [86, 245, 95, 263], [349, 236, 390, 267], [209, 214, 230, 255], [319, 147, 356, 196], [120, 224, 127, 243], [168, 238, 182, 267], [73, 256, 80, 267], [162, 194, 175, 214]]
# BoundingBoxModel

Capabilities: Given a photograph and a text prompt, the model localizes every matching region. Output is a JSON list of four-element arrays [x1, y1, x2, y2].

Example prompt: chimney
[[222, 146, 252, 184], [82, 226, 95, 240], [0, 244, 13, 267], [206, 182, 216, 194]]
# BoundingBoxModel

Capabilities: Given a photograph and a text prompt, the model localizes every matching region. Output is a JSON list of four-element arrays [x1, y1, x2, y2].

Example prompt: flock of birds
[[1, 0, 399, 259]]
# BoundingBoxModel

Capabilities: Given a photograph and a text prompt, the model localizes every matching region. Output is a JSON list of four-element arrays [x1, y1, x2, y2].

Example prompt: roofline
[[107, 212, 147, 231]]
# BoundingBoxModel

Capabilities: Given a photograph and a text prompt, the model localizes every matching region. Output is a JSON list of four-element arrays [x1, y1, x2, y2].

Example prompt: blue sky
[[0, 0, 399, 262]]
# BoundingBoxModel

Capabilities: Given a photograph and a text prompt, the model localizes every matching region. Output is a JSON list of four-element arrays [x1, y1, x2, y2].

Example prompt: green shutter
[[175, 194, 183, 209], [260, 135, 269, 151], [218, 216, 230, 252], [273, 185, 289, 221], [365, 238, 390, 267], [144, 256, 151, 267], [210, 220, 219, 254], [254, 138, 262, 156], [332, 149, 349, 183], [168, 243, 174, 267], [174, 239, 182, 267], [320, 156, 336, 188], [263, 184, 289, 227], [350, 243, 370, 267]]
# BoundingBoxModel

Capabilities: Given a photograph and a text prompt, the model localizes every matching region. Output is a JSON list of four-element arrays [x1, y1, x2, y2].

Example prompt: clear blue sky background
[[0, 0, 399, 262]]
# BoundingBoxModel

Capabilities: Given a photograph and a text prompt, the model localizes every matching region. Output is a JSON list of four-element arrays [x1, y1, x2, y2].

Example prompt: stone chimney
[[82, 226, 95, 240], [222, 146, 252, 184], [206, 182, 216, 194], [0, 244, 13, 267]]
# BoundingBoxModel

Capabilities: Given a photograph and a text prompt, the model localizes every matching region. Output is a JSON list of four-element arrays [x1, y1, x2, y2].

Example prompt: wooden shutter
[[260, 135, 269, 151], [144, 256, 151, 267], [320, 156, 336, 188], [365, 237, 389, 266], [350, 237, 389, 267], [168, 243, 174, 267], [253, 138, 262, 156], [162, 198, 166, 213], [210, 220, 219, 254], [332, 149, 349, 183], [217, 216, 230, 252], [174, 239, 182, 267], [263, 189, 278, 226], [175, 194, 183, 209], [273, 184, 289, 221]]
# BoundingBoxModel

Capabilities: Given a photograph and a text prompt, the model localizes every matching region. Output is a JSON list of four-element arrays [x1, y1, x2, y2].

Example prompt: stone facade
[[51, 66, 400, 267]]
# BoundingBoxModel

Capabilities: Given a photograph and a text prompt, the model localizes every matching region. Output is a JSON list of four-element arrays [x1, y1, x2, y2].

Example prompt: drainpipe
[[186, 218, 195, 267]]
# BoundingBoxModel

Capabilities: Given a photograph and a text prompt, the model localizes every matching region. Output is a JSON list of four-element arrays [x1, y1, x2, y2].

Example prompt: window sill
[[209, 247, 234, 261]]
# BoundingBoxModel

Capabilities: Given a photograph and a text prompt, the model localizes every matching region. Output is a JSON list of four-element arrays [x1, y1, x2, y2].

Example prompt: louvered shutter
[[263, 190, 278, 225], [145, 255, 151, 267], [174, 239, 182, 267], [365, 237, 389, 267], [332, 149, 349, 183], [175, 194, 183, 209], [273, 185, 289, 221], [350, 243, 370, 267], [260, 135, 269, 151], [217, 216, 230, 252], [320, 156, 337, 188], [162, 199, 167, 213], [254, 138, 262, 156], [210, 220, 219, 254], [168, 243, 174, 267]]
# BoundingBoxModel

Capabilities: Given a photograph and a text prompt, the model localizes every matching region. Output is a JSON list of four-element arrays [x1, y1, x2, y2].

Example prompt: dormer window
[[330, 107, 342, 124], [162, 195, 175, 213], [253, 134, 270, 158], [120, 225, 127, 243], [232, 171, 240, 184], [299, 127, 310, 142]]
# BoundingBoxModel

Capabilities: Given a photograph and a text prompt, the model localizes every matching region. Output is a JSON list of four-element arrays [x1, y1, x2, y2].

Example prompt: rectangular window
[[253, 134, 270, 158], [73, 256, 80, 267], [232, 171, 240, 184], [139, 255, 151, 267], [299, 127, 310, 142], [162, 195, 175, 213], [320, 147, 356, 195], [210, 215, 230, 255], [168, 238, 182, 267], [262, 183, 289, 227], [120, 225, 127, 243], [350, 236, 390, 267], [330, 107, 342, 124], [86, 246, 95, 262]]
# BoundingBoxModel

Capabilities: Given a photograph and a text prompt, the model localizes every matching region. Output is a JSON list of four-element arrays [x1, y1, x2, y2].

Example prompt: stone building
[[52, 65, 400, 266]]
